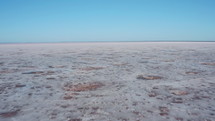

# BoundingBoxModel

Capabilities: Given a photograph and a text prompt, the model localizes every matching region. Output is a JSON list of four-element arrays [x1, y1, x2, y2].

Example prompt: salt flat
[[0, 42, 215, 121]]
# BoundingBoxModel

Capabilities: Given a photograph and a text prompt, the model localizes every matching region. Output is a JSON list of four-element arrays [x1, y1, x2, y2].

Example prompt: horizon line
[[0, 40, 215, 44]]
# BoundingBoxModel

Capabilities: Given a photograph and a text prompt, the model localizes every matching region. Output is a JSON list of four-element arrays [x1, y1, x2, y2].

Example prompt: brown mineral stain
[[43, 71, 55, 75], [175, 117, 183, 121], [170, 90, 189, 96], [148, 92, 157, 97], [159, 106, 169, 116], [64, 82, 104, 92], [0, 70, 15, 74], [15, 84, 26, 88], [137, 75, 163, 80], [80, 67, 104, 71], [63, 93, 79, 100], [163, 60, 175, 62], [63, 95, 74, 100], [201, 62, 215, 66], [0, 109, 20, 118]]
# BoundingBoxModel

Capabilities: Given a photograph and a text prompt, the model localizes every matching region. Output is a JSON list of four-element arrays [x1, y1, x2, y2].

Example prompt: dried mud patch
[[112, 63, 128, 66], [136, 75, 163, 80], [0, 69, 18, 74], [201, 62, 215, 66], [0, 109, 20, 118], [163, 59, 175, 62], [63, 93, 79, 100], [148, 91, 158, 97], [170, 90, 189, 96], [147, 86, 193, 104], [159, 106, 169, 116], [63, 82, 105, 92], [62, 82, 105, 100], [15, 84, 26, 88], [79, 67, 104, 71]]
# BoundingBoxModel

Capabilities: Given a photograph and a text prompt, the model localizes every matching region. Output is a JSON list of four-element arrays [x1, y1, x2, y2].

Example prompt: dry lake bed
[[0, 42, 215, 121]]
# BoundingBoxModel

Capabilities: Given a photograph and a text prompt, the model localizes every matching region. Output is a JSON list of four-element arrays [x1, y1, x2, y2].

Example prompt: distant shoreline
[[0, 40, 214, 44]]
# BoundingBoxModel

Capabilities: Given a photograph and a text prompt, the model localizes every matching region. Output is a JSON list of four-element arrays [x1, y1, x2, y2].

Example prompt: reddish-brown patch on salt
[[63, 92, 79, 100], [0, 70, 15, 74], [148, 92, 157, 97], [175, 117, 183, 121], [15, 84, 26, 88], [137, 75, 163, 80], [63, 95, 74, 100], [80, 67, 104, 71], [163, 60, 175, 62], [159, 106, 169, 116], [201, 62, 215, 66], [42, 71, 55, 75], [170, 90, 189, 96], [64, 82, 104, 92], [0, 109, 20, 118]]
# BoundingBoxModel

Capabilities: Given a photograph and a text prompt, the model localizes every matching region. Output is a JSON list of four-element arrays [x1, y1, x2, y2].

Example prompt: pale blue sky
[[0, 0, 215, 43]]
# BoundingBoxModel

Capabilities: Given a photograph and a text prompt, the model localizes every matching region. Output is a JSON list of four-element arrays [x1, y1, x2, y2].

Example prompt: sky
[[0, 0, 215, 43]]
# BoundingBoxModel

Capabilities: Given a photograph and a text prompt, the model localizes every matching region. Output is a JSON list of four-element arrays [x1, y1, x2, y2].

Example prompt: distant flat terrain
[[0, 42, 215, 121]]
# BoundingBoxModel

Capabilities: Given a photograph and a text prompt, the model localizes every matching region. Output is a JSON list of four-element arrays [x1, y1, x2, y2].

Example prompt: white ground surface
[[0, 42, 215, 121]]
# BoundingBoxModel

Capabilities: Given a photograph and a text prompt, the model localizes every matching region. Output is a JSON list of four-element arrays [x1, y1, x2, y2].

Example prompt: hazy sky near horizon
[[0, 0, 215, 43]]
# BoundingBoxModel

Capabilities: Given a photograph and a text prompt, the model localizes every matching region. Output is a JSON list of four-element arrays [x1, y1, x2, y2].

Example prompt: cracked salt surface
[[0, 42, 215, 121]]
